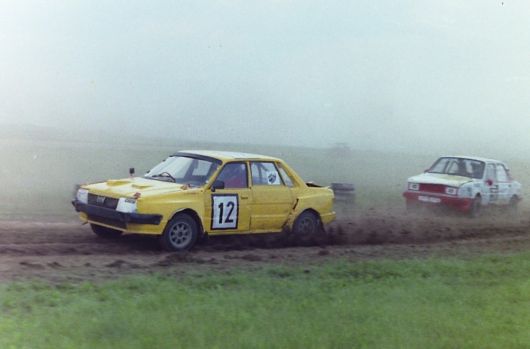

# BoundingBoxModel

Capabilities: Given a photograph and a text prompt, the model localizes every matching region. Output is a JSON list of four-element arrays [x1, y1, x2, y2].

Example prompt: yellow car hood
[[83, 177, 194, 198]]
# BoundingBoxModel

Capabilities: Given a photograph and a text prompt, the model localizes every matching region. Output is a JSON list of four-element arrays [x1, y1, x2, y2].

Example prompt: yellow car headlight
[[76, 189, 89, 204], [116, 198, 137, 213]]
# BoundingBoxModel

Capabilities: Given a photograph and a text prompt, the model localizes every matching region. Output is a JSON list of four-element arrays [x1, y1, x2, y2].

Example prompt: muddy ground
[[1, 208, 529, 283]]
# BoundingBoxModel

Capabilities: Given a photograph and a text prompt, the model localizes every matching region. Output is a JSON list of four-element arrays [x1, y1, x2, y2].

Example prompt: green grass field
[[1, 252, 529, 349]]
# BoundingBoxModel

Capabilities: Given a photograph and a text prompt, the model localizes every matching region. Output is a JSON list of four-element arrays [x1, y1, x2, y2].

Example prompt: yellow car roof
[[175, 150, 281, 162]]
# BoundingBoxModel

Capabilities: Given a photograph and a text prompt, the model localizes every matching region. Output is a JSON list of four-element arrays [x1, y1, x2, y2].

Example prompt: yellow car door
[[249, 161, 294, 232], [204, 162, 252, 234]]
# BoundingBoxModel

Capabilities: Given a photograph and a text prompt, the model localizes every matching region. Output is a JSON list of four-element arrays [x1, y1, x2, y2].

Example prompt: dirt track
[[1, 210, 529, 282]]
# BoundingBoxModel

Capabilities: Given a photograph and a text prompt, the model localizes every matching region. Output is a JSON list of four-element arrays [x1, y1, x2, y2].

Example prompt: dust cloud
[[0, 1, 530, 219]]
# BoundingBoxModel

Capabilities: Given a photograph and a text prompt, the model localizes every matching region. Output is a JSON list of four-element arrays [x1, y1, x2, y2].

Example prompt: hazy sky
[[1, 1, 529, 152]]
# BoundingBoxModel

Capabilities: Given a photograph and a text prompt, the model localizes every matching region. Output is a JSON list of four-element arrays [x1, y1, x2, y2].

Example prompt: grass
[[1, 252, 529, 349]]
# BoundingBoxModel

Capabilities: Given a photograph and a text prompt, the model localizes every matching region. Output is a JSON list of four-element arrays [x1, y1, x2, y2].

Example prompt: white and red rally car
[[403, 156, 522, 216]]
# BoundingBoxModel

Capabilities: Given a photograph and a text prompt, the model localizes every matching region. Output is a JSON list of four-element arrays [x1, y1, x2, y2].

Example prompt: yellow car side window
[[216, 162, 248, 188], [277, 165, 294, 187], [251, 162, 282, 186]]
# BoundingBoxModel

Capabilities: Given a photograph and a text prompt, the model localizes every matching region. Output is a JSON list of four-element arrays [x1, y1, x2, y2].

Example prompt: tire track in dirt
[[0, 212, 529, 282]]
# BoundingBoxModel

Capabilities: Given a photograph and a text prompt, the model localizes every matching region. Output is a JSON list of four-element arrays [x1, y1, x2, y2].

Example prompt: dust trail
[[1, 209, 529, 282]]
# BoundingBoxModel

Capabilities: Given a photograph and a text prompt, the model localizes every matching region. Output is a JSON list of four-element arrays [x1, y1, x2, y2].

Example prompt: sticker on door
[[211, 194, 239, 230]]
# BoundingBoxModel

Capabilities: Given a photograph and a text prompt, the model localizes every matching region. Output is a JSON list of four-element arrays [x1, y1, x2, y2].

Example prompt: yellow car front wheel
[[160, 213, 199, 251]]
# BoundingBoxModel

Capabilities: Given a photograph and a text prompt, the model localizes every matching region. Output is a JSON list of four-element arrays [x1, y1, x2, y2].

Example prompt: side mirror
[[211, 180, 225, 192], [129, 167, 135, 176], [485, 179, 493, 186]]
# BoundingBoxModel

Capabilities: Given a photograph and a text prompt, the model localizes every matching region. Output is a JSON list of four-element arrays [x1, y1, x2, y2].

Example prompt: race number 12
[[211, 194, 239, 230]]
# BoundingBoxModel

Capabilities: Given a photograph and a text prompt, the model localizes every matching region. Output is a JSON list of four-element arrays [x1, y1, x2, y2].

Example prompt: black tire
[[469, 196, 482, 218], [507, 196, 519, 215], [160, 213, 199, 251], [90, 224, 123, 238], [293, 211, 320, 237]]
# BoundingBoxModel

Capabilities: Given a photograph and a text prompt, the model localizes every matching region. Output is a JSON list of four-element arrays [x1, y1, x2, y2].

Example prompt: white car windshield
[[428, 157, 485, 179], [145, 156, 220, 186]]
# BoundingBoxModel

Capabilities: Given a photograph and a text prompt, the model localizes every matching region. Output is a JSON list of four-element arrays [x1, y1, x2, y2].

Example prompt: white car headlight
[[445, 187, 458, 195], [76, 189, 89, 204], [408, 183, 420, 191], [116, 198, 137, 213]]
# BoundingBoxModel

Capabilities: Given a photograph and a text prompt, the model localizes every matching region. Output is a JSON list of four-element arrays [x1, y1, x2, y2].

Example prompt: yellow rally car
[[72, 151, 336, 251]]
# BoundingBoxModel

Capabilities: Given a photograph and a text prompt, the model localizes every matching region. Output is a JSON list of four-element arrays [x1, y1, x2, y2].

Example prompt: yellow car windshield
[[145, 156, 220, 187]]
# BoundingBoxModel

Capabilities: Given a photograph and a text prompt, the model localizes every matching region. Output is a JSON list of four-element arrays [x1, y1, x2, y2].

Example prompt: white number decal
[[211, 195, 238, 230]]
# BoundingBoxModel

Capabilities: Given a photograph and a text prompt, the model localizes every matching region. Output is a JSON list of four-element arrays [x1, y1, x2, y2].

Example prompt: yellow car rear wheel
[[293, 211, 319, 236]]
